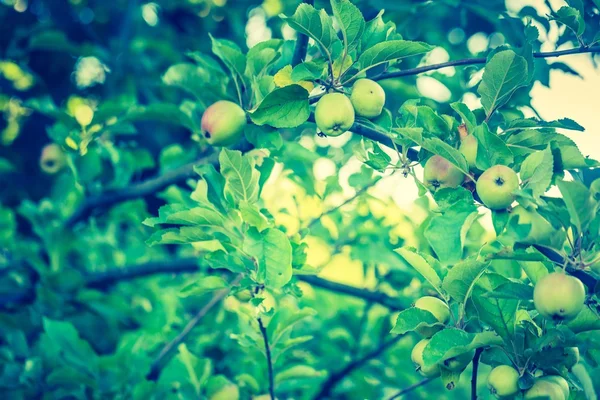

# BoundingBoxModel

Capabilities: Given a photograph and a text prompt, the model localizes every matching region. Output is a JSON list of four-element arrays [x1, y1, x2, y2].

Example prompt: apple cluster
[[410, 296, 474, 377], [487, 364, 575, 400], [314, 79, 385, 136]]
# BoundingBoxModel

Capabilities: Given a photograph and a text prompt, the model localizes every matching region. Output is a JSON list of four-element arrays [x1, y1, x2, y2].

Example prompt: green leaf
[[395, 247, 443, 296], [425, 194, 478, 264], [477, 50, 529, 118], [505, 117, 584, 132], [472, 123, 514, 170], [551, 6, 585, 37], [210, 35, 246, 84], [243, 228, 292, 288], [471, 294, 518, 340], [423, 329, 502, 367], [42, 318, 98, 378], [391, 307, 445, 335], [291, 60, 326, 82], [482, 281, 533, 300], [556, 180, 596, 232], [421, 138, 470, 175], [143, 204, 225, 228], [250, 85, 310, 128], [450, 102, 477, 133], [330, 0, 365, 52], [219, 149, 260, 205], [360, 10, 398, 52], [566, 307, 600, 333], [125, 103, 197, 131], [355, 40, 432, 78], [281, 4, 339, 60], [520, 147, 554, 198], [0, 157, 15, 174], [442, 260, 490, 303], [239, 202, 271, 232], [245, 39, 282, 77]]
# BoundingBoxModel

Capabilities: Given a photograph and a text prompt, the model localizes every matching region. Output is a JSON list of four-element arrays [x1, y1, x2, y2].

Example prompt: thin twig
[[146, 274, 242, 380], [313, 335, 404, 399], [386, 377, 436, 400], [373, 45, 600, 81], [258, 317, 276, 400], [471, 348, 484, 400], [304, 180, 378, 231]]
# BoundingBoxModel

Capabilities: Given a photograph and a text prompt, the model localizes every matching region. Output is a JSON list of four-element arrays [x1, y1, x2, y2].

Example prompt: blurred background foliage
[[0, 0, 598, 399]]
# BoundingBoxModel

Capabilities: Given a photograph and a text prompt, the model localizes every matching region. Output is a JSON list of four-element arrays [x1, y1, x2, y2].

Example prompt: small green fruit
[[314, 93, 355, 137], [533, 272, 586, 322], [524, 379, 566, 400], [510, 206, 554, 244], [487, 365, 520, 399], [590, 178, 600, 201], [562, 347, 579, 369], [40, 143, 67, 174], [540, 376, 569, 399], [350, 79, 385, 119], [411, 339, 440, 377], [459, 135, 478, 170], [442, 349, 474, 372], [423, 155, 465, 192], [414, 296, 450, 324], [201, 100, 247, 146], [476, 165, 519, 210]]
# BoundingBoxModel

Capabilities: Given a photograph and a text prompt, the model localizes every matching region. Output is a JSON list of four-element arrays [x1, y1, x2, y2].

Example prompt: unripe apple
[[201, 100, 247, 146], [442, 349, 475, 372], [314, 93, 355, 137], [533, 272, 586, 322], [562, 347, 579, 369], [423, 155, 465, 192], [476, 165, 519, 210], [40, 143, 67, 174], [414, 296, 450, 324], [524, 379, 566, 400], [540, 376, 569, 399], [208, 384, 240, 400], [590, 178, 600, 201], [350, 79, 385, 119], [487, 365, 520, 399], [510, 206, 554, 244], [459, 135, 478, 171], [411, 339, 441, 377]]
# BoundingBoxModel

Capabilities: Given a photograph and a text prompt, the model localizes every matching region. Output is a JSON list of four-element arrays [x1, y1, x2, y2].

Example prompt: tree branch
[[146, 274, 242, 381], [373, 45, 600, 81], [471, 347, 483, 400], [291, 0, 314, 66], [64, 152, 217, 228], [0, 259, 405, 312], [387, 377, 435, 400], [313, 335, 404, 399], [258, 317, 276, 400], [299, 275, 404, 311]]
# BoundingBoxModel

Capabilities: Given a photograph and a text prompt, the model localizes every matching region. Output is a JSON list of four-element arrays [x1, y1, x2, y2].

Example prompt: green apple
[[411, 339, 441, 377], [540, 376, 569, 399], [562, 347, 579, 369], [40, 143, 67, 174], [510, 206, 554, 244], [487, 365, 520, 399], [476, 165, 519, 210], [350, 79, 385, 119], [314, 93, 355, 136], [524, 379, 566, 400], [442, 349, 475, 372], [459, 135, 479, 171], [201, 100, 247, 146], [423, 155, 465, 192], [414, 296, 450, 324], [533, 272, 586, 322]]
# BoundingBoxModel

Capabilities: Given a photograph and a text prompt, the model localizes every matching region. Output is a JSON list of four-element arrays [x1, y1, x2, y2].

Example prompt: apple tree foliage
[[1, 0, 600, 399]]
